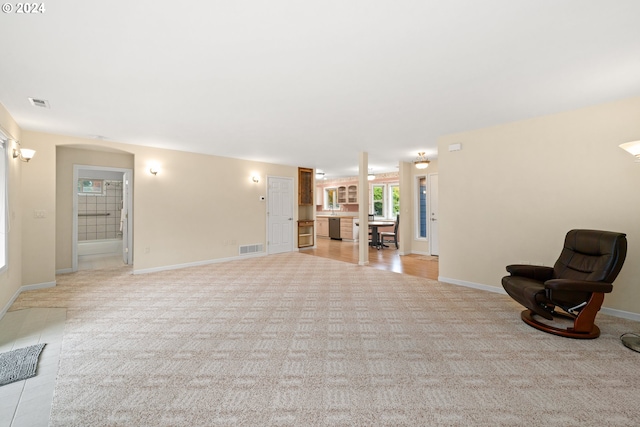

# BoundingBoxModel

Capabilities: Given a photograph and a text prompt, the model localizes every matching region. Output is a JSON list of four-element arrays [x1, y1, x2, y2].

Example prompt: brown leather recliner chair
[[502, 229, 627, 339]]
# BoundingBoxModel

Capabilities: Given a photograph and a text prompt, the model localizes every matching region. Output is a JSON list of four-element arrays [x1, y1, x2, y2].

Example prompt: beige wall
[[56, 146, 135, 270], [438, 96, 640, 315], [0, 104, 23, 313], [20, 131, 298, 284]]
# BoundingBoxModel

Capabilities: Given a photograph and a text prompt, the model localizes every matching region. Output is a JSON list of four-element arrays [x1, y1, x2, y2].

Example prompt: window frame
[[415, 175, 428, 240], [372, 184, 385, 218], [324, 187, 340, 210], [0, 135, 8, 272], [370, 181, 400, 219]]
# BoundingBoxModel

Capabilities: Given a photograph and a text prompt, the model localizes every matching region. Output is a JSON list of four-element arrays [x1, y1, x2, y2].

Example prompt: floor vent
[[239, 244, 263, 255]]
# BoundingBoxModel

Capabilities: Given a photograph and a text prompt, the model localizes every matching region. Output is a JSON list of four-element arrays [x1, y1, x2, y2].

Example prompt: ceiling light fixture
[[414, 152, 430, 169], [619, 140, 640, 161]]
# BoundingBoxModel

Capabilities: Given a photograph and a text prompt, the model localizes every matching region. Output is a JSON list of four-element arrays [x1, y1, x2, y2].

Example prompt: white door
[[268, 177, 294, 254], [122, 173, 130, 264], [429, 173, 439, 256]]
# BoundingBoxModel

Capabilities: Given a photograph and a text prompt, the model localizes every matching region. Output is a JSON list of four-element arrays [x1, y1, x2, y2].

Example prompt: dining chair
[[380, 214, 399, 249]]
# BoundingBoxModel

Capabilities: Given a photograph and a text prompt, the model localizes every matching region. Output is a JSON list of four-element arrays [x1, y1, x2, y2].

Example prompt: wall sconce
[[619, 140, 640, 161], [149, 165, 160, 175], [367, 169, 375, 181], [316, 171, 325, 180], [12, 146, 36, 162], [414, 152, 430, 169], [251, 175, 260, 183]]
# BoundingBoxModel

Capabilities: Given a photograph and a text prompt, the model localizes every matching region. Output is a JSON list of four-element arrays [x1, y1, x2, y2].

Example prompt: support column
[[358, 152, 369, 265], [398, 161, 412, 255]]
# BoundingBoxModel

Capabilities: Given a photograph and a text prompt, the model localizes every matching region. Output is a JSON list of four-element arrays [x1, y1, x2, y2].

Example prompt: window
[[417, 177, 427, 239], [371, 182, 400, 219], [0, 136, 6, 270], [372, 185, 384, 217], [78, 179, 105, 195], [390, 184, 400, 218], [324, 188, 340, 210]]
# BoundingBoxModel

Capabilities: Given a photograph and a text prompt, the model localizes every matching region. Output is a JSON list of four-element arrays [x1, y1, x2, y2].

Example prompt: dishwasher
[[329, 217, 342, 240]]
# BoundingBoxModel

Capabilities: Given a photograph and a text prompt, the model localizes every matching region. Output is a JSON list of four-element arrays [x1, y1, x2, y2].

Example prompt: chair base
[[521, 310, 600, 339]]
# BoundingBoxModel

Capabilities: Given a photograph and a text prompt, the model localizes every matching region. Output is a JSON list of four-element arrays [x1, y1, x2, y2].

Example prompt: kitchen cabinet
[[347, 185, 358, 203], [336, 184, 357, 204], [298, 167, 314, 206], [337, 186, 347, 204], [340, 219, 352, 241], [298, 220, 314, 248], [317, 217, 329, 237], [316, 186, 323, 206], [317, 216, 359, 241]]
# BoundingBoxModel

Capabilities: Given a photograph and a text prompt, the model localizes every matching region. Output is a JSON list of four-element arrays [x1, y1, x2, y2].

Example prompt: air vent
[[239, 243, 264, 255], [28, 98, 50, 108]]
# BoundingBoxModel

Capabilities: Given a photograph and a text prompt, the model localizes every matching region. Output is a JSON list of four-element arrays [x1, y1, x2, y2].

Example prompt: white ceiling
[[1, 1, 639, 177]]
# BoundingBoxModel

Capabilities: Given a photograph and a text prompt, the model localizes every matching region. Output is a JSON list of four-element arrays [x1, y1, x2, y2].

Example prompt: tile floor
[[0, 308, 66, 427]]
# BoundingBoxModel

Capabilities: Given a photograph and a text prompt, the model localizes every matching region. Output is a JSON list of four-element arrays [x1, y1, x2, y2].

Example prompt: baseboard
[[56, 268, 73, 275], [439, 276, 640, 321], [600, 307, 640, 322], [410, 250, 432, 256], [438, 276, 508, 295], [0, 280, 57, 320], [133, 252, 267, 275]]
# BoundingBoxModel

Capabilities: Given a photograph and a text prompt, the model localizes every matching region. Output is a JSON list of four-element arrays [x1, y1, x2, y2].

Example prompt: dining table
[[354, 220, 396, 249]]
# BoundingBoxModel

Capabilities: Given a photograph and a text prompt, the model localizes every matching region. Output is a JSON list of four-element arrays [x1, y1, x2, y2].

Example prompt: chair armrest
[[545, 279, 613, 294], [506, 265, 554, 281]]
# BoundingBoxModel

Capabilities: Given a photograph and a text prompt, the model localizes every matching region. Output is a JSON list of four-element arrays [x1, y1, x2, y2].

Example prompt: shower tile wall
[[78, 180, 122, 241]]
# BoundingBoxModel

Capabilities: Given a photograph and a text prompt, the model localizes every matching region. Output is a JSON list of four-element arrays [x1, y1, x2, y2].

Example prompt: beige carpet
[[10, 252, 640, 426]]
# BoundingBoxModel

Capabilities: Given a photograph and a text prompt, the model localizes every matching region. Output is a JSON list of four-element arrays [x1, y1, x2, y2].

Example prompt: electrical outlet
[[144, 247, 150, 254], [34, 210, 46, 219]]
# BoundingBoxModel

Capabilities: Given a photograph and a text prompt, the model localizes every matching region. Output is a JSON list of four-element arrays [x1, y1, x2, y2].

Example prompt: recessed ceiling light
[[28, 98, 50, 109]]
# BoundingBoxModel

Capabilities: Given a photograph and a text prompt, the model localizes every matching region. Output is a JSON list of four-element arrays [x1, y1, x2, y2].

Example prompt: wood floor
[[300, 237, 439, 280]]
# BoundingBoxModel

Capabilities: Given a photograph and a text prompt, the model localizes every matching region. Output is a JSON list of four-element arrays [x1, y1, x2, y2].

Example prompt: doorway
[[72, 165, 133, 271]]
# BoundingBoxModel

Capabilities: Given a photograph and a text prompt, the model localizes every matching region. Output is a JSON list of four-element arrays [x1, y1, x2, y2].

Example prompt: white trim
[[439, 276, 508, 295], [410, 250, 431, 256], [414, 174, 428, 240], [0, 132, 7, 273], [73, 165, 134, 272], [600, 307, 640, 322], [428, 172, 438, 256], [133, 252, 267, 275], [0, 281, 57, 320], [439, 276, 640, 320]]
